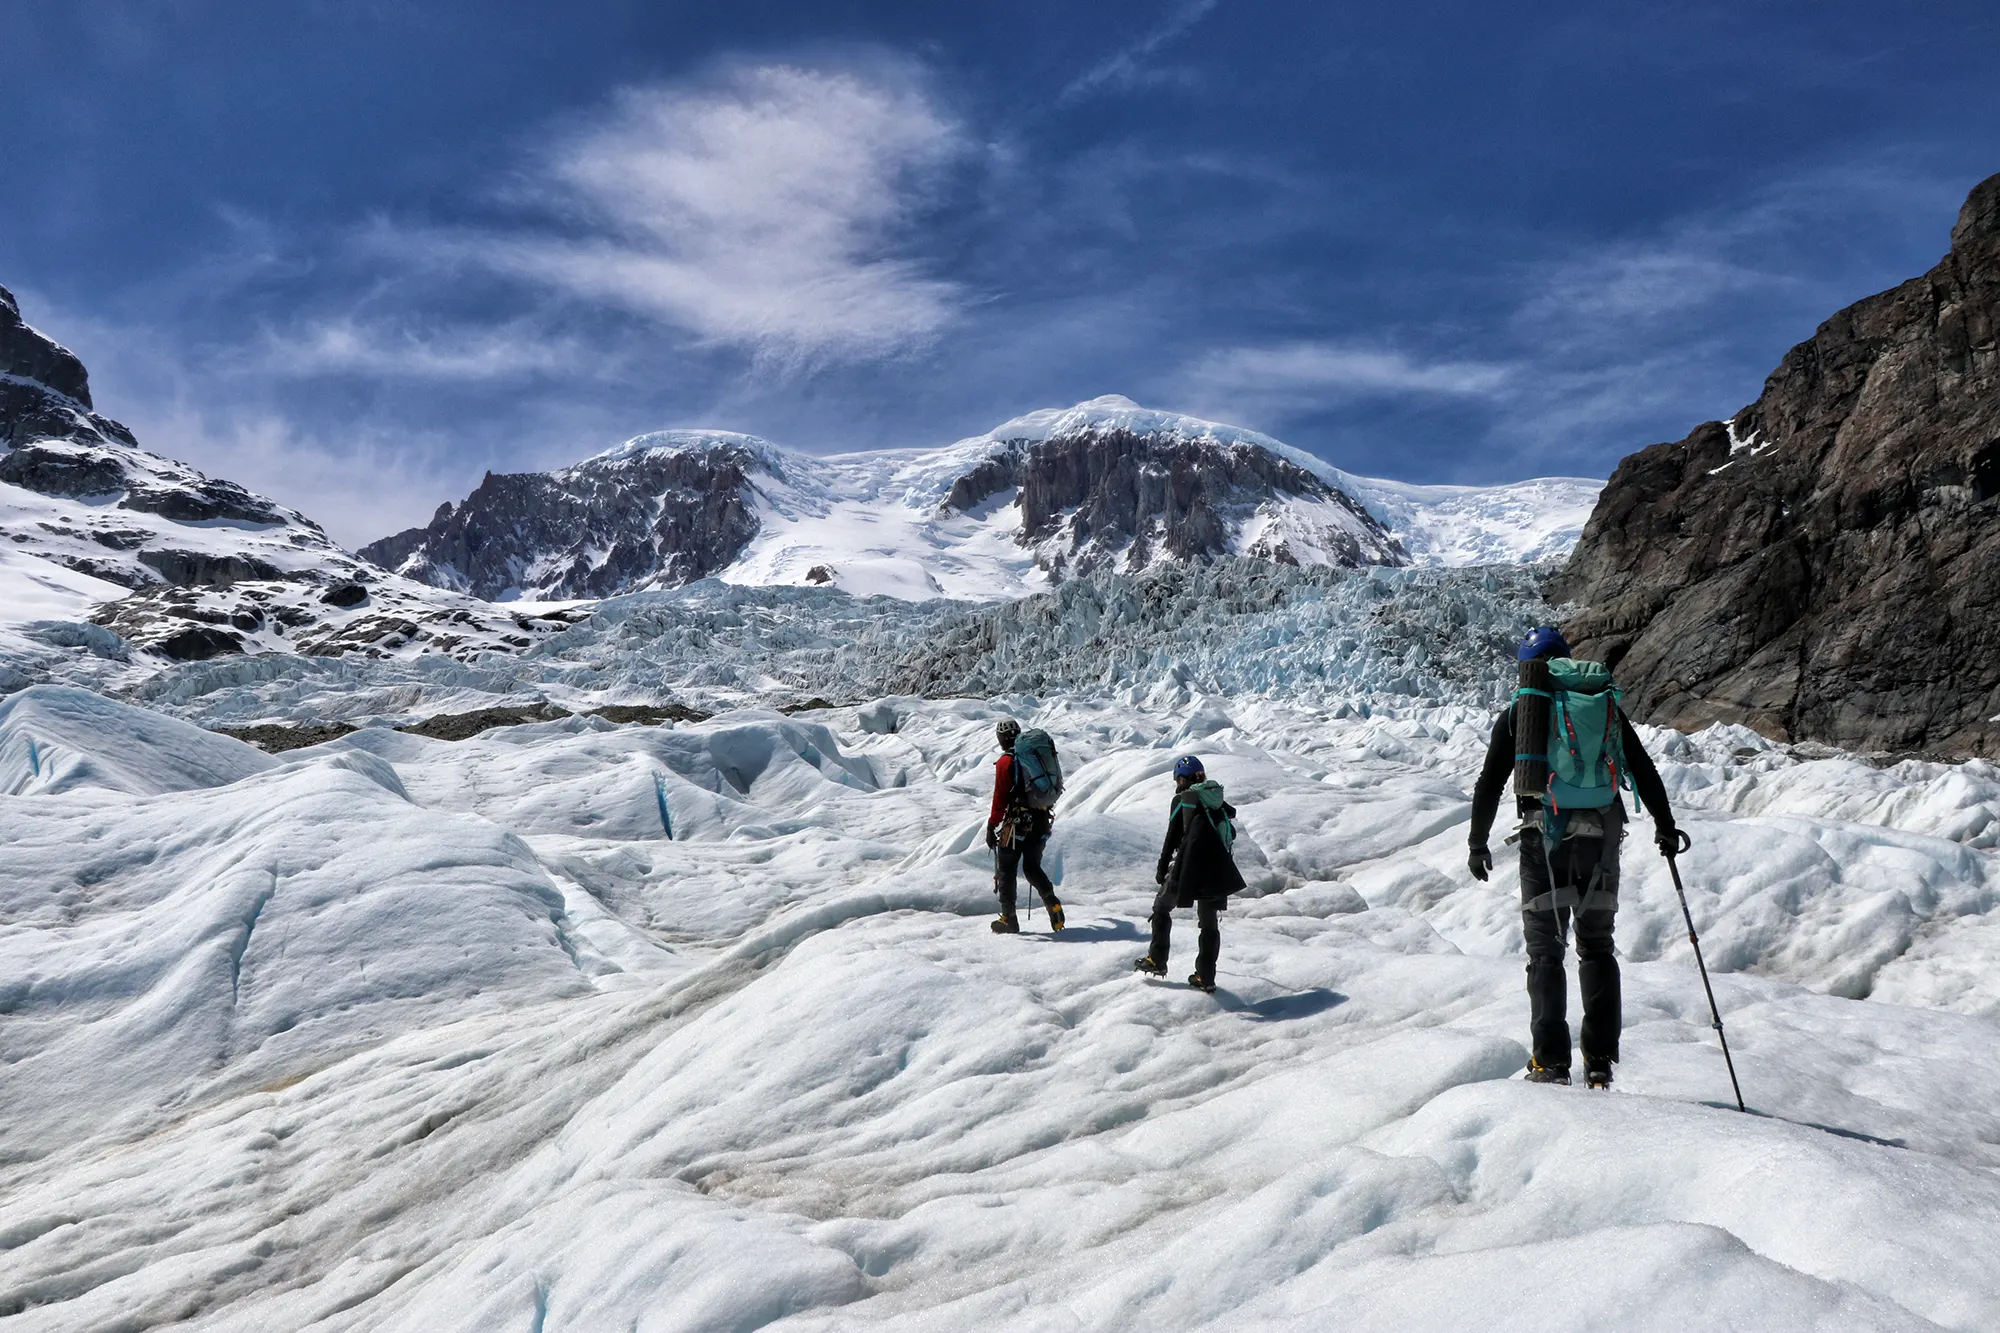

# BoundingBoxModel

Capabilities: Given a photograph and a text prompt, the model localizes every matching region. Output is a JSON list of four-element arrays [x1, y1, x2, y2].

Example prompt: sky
[[3, 1, 1997, 547]]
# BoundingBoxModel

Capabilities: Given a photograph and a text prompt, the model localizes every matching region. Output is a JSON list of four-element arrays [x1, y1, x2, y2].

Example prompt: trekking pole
[[1663, 829, 1746, 1112]]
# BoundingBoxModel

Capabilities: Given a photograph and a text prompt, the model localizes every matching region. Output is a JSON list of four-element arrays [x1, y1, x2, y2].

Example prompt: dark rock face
[[0, 285, 137, 448], [136, 550, 288, 587], [0, 285, 91, 403], [1552, 172, 2000, 757], [0, 441, 128, 496], [120, 478, 292, 526], [360, 447, 763, 600], [152, 625, 246, 661], [949, 427, 1401, 572]]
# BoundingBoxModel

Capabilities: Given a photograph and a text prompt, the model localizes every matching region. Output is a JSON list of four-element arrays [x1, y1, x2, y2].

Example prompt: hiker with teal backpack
[[1136, 755, 1245, 993], [1468, 627, 1679, 1088], [987, 719, 1066, 934]]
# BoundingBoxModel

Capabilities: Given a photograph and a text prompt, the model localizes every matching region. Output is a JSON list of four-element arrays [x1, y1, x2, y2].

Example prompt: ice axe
[[1663, 828, 1746, 1112]]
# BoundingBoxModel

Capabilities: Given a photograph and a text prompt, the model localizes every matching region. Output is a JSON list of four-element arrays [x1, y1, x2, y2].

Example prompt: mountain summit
[[362, 396, 1599, 602]]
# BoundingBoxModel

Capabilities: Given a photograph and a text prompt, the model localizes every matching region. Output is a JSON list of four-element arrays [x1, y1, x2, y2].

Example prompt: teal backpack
[[1516, 658, 1635, 814], [1180, 779, 1236, 849]]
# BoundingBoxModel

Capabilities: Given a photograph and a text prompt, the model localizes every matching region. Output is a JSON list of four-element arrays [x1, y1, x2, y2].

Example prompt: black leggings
[[1149, 882, 1220, 981], [1521, 903, 1620, 1068], [995, 834, 1057, 914], [1519, 828, 1622, 1067]]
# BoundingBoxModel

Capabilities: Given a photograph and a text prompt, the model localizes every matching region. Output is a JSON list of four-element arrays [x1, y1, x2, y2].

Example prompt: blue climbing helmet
[[1517, 626, 1571, 662], [1173, 754, 1206, 781]]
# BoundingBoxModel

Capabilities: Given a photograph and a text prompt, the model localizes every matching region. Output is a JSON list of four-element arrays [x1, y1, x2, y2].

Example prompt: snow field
[[0, 687, 1996, 1329]]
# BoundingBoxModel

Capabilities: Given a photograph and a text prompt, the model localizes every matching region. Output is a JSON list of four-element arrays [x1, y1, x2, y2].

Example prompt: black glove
[[985, 824, 998, 849], [1155, 864, 1168, 886], [1468, 845, 1493, 882], [1656, 826, 1689, 858]]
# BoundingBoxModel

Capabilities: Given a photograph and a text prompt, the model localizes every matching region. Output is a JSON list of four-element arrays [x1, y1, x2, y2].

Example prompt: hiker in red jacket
[[986, 719, 1064, 934]]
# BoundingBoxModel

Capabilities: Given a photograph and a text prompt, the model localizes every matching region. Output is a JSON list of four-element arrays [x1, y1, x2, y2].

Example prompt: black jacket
[[1469, 701, 1674, 849], [1156, 788, 1247, 906]]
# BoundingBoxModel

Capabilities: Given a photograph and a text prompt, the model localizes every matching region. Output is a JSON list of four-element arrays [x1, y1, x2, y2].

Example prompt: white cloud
[[1062, 0, 1219, 102], [434, 64, 967, 364], [1183, 340, 1511, 415], [1515, 249, 1779, 344], [124, 405, 473, 548], [249, 316, 584, 381]]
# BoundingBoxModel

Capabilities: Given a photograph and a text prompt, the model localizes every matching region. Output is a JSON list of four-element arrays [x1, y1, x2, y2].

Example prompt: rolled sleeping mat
[[1514, 656, 1552, 805]]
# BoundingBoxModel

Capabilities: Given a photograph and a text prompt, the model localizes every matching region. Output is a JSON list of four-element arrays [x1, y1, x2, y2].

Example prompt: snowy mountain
[[0, 284, 585, 664], [362, 396, 1601, 602]]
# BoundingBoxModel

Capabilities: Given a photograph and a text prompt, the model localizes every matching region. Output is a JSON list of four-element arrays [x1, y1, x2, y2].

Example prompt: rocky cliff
[[942, 415, 1402, 573], [1552, 173, 2000, 757], [360, 434, 767, 600], [1, 284, 137, 449]]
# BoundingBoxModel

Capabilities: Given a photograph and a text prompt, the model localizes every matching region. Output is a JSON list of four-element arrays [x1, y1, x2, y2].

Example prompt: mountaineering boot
[[1524, 1057, 1571, 1085], [991, 915, 1021, 934], [1045, 900, 1065, 932], [1133, 956, 1167, 976], [1585, 1056, 1613, 1089], [1186, 974, 1216, 994]]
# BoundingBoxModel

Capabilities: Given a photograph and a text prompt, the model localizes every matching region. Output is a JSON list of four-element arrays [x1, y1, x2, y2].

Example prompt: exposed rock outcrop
[[360, 438, 765, 601], [944, 423, 1402, 572], [1, 284, 137, 448], [1552, 172, 2000, 757]]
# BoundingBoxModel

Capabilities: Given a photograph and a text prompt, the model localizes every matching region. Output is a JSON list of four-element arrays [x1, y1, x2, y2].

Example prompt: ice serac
[[1553, 172, 2000, 758], [360, 431, 768, 601]]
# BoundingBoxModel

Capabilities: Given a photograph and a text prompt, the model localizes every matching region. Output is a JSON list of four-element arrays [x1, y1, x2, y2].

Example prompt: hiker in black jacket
[[1469, 626, 1679, 1088], [1136, 755, 1245, 993]]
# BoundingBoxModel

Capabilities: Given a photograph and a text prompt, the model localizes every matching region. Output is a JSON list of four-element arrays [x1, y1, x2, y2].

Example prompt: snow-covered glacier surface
[[3, 590, 2000, 1330]]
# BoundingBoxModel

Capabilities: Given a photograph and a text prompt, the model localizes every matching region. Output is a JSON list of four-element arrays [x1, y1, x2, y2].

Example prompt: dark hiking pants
[[995, 832, 1057, 917], [1149, 882, 1220, 982], [1519, 811, 1624, 1069]]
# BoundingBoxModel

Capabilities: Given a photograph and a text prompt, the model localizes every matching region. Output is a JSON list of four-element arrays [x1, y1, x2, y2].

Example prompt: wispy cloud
[[1061, 0, 1219, 103], [1484, 157, 1971, 462], [1180, 340, 1510, 419], [249, 316, 586, 381], [400, 63, 968, 365], [115, 403, 474, 547]]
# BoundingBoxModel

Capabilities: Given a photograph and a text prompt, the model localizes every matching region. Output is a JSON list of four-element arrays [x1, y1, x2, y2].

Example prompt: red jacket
[[988, 754, 1016, 827]]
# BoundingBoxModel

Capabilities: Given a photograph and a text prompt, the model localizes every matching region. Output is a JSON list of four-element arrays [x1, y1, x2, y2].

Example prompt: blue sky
[[3, 2, 1996, 544]]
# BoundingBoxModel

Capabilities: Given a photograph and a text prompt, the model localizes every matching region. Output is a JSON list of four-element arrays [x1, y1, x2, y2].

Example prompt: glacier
[[1, 553, 1999, 1329]]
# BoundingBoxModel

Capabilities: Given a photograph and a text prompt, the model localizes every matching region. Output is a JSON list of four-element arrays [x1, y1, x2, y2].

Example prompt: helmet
[[996, 719, 1022, 748], [1517, 626, 1571, 662], [1172, 754, 1205, 781]]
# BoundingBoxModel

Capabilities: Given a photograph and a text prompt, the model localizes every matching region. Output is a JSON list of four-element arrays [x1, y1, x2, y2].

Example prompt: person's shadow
[[1222, 987, 1346, 1022], [1040, 918, 1145, 943]]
